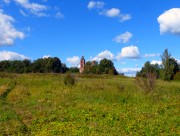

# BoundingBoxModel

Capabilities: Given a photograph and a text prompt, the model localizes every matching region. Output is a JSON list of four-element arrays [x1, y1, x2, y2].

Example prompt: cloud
[[150, 60, 162, 65], [117, 68, 141, 76], [0, 10, 25, 46], [103, 8, 120, 17], [0, 51, 28, 61], [23, 26, 31, 32], [100, 8, 131, 22], [43, 55, 51, 59], [174, 58, 180, 64], [19, 9, 28, 16], [88, 2, 131, 22], [150, 58, 179, 65], [177, 59, 180, 64], [3, 0, 10, 4], [87, 1, 104, 9], [66, 56, 80, 67], [157, 8, 180, 35], [113, 31, 133, 43], [92, 50, 114, 61], [144, 53, 160, 57], [117, 45, 140, 60], [120, 14, 131, 22], [55, 12, 64, 19], [5, 0, 48, 17]]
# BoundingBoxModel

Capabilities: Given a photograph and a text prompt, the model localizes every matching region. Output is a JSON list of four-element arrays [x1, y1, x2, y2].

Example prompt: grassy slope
[[0, 73, 179, 135]]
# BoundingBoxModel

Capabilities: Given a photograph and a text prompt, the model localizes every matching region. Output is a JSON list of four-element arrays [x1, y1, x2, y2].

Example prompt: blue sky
[[0, 0, 180, 76]]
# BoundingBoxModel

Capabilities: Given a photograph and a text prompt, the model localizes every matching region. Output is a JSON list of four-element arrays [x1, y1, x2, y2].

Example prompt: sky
[[0, 0, 180, 76]]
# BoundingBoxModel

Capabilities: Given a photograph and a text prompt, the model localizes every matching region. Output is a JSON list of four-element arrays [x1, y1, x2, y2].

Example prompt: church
[[79, 56, 85, 73]]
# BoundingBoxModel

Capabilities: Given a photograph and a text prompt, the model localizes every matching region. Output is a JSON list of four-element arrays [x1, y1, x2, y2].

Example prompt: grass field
[[0, 73, 179, 135]]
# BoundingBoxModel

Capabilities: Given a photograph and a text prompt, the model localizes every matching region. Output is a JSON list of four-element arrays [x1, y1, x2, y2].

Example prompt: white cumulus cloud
[[117, 45, 140, 60], [66, 56, 80, 67], [0, 51, 28, 61], [120, 14, 131, 22], [117, 68, 141, 77], [92, 50, 114, 61], [177, 59, 180, 64], [150, 60, 162, 65], [103, 8, 120, 17], [157, 8, 180, 35], [144, 53, 160, 57], [0, 10, 25, 46], [43, 55, 51, 59], [113, 31, 133, 43], [174, 58, 180, 65], [87, 1, 104, 9], [100, 8, 131, 22]]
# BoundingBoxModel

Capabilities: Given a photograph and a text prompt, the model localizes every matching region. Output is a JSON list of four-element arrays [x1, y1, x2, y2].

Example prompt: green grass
[[0, 73, 179, 135]]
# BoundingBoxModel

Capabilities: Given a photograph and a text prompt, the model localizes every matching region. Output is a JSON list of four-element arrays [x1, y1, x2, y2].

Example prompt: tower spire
[[79, 56, 85, 73]]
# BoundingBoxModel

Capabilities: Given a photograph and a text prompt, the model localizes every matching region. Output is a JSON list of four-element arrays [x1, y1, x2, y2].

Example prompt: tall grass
[[0, 73, 179, 135]]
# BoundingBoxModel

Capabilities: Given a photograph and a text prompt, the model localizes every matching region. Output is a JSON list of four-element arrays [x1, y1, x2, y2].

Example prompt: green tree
[[136, 61, 160, 78], [161, 49, 178, 81], [61, 63, 68, 73], [169, 58, 179, 77], [0, 60, 10, 72], [32, 58, 45, 73], [69, 67, 79, 73], [32, 57, 62, 73], [83, 61, 98, 74], [99, 59, 115, 74], [50, 57, 62, 73], [22, 59, 32, 73]]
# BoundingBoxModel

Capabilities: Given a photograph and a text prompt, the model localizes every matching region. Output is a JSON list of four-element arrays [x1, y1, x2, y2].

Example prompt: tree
[[99, 59, 115, 74], [169, 58, 179, 77], [61, 63, 68, 73], [22, 59, 32, 73], [0, 61, 10, 72], [83, 61, 98, 74], [82, 59, 118, 75], [136, 61, 160, 78], [32, 57, 62, 73], [69, 67, 79, 73], [50, 57, 62, 73], [32, 58, 45, 73], [108, 67, 118, 75], [161, 49, 178, 81]]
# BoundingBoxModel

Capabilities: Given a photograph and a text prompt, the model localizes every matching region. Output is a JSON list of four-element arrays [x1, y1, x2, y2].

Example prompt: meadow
[[0, 73, 179, 135]]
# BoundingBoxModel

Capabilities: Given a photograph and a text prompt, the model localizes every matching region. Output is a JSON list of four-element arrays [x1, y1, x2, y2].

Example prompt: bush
[[64, 72, 76, 86], [174, 72, 180, 81], [135, 72, 156, 94]]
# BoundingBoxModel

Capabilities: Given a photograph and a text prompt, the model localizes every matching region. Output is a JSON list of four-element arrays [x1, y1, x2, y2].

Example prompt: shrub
[[64, 72, 76, 86], [174, 72, 180, 81], [135, 72, 156, 94]]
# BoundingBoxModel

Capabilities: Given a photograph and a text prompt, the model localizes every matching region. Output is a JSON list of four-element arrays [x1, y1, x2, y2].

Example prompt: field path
[[0, 81, 29, 135]]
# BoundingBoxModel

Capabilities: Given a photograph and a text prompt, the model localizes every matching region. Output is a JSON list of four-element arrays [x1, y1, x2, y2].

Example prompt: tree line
[[0, 57, 118, 75], [136, 49, 180, 81], [0, 49, 179, 80], [83, 58, 118, 75], [0, 57, 68, 74]]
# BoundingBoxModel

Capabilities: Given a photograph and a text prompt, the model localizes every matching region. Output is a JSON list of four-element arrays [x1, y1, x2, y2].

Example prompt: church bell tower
[[79, 56, 85, 73]]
